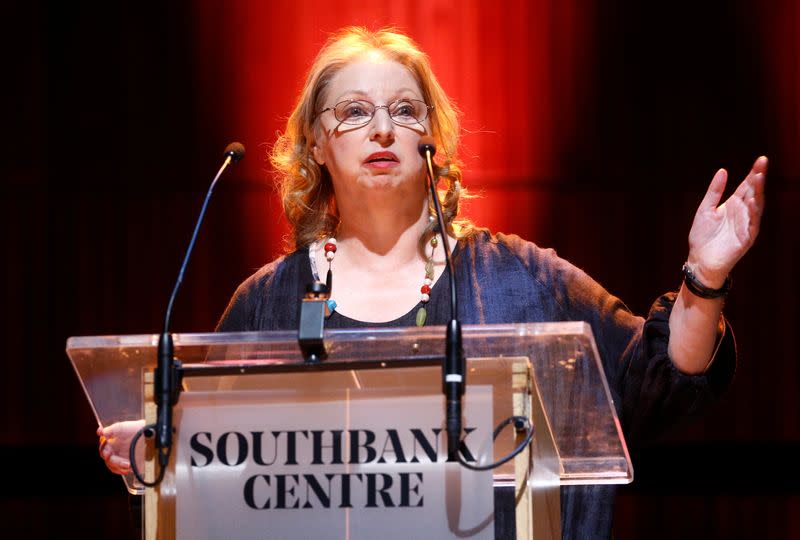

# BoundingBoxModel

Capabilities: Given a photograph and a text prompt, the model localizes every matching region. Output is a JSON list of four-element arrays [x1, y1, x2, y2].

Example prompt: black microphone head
[[224, 142, 245, 163], [418, 136, 436, 158]]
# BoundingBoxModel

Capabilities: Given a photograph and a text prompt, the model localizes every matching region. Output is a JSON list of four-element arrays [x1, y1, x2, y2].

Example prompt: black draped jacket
[[217, 231, 735, 539]]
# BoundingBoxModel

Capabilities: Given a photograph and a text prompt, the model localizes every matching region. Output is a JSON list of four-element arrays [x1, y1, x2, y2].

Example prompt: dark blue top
[[217, 231, 735, 539]]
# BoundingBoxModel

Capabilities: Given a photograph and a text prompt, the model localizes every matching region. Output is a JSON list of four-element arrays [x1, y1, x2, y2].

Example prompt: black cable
[[129, 423, 167, 487], [458, 416, 535, 472]]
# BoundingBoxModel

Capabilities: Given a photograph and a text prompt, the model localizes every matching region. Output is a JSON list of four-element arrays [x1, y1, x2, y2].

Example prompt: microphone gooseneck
[[417, 137, 535, 472], [418, 136, 464, 461], [133, 142, 245, 488], [163, 143, 245, 333]]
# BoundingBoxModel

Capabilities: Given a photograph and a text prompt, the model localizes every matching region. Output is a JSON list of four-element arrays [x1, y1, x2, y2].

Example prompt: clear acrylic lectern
[[67, 323, 632, 540]]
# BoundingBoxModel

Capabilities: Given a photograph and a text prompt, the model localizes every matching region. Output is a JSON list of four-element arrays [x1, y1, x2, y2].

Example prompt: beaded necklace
[[309, 234, 438, 326]]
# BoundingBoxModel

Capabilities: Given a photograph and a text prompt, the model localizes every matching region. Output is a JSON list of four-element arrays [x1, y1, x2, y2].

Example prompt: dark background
[[2, 0, 798, 538]]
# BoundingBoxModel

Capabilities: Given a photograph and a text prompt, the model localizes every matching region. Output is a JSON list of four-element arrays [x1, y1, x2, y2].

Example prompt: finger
[[106, 461, 131, 475], [750, 161, 767, 210], [733, 156, 769, 199], [96, 426, 103, 436], [746, 174, 765, 206], [747, 197, 765, 227], [109, 455, 131, 470], [103, 453, 131, 475], [752, 155, 768, 175], [699, 168, 728, 210]]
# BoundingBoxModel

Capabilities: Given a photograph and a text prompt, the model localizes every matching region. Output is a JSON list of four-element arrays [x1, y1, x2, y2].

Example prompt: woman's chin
[[358, 173, 412, 191]]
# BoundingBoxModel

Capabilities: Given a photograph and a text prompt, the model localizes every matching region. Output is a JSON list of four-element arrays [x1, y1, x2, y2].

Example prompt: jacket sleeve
[[548, 256, 736, 447], [503, 234, 736, 447], [618, 293, 735, 445]]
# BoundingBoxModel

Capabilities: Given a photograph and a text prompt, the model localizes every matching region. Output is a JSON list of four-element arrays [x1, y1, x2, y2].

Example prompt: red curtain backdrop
[[760, 0, 800, 180], [3, 0, 800, 537]]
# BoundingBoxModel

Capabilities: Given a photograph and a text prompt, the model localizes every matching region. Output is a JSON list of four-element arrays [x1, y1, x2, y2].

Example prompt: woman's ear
[[311, 142, 325, 166]]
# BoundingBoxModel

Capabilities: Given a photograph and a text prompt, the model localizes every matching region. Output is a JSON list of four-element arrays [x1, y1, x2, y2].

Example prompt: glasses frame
[[318, 98, 434, 126]]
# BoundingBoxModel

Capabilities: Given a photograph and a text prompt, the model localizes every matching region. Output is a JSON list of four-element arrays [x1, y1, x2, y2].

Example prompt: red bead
[[324, 243, 337, 253], [420, 284, 431, 294]]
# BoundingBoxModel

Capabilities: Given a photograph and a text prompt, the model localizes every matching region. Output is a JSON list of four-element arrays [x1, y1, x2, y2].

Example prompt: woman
[[100, 27, 766, 537]]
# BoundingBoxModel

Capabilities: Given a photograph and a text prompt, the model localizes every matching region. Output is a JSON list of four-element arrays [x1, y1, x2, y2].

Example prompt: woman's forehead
[[326, 59, 422, 103]]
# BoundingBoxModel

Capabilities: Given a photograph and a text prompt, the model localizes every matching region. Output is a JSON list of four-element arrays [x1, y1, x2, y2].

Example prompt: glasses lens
[[334, 100, 375, 125], [389, 100, 429, 124], [331, 99, 431, 125]]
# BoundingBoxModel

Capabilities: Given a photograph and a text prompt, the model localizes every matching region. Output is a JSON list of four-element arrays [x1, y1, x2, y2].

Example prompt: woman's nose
[[369, 107, 395, 142]]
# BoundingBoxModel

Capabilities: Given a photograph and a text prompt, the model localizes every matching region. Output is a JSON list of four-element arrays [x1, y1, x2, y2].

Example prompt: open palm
[[687, 156, 767, 286]]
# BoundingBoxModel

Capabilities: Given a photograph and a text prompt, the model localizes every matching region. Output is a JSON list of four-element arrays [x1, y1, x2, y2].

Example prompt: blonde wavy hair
[[271, 27, 473, 250]]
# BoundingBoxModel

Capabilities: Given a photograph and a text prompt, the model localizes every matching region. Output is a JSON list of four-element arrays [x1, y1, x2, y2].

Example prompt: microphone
[[418, 138, 436, 158], [418, 136, 464, 461], [224, 141, 245, 163], [154, 142, 245, 471]]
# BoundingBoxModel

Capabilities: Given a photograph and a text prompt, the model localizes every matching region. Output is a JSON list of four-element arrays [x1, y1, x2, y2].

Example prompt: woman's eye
[[393, 103, 415, 117], [342, 104, 370, 118]]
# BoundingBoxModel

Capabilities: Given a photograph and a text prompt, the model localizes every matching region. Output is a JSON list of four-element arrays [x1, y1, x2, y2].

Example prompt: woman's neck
[[317, 192, 458, 322], [335, 201, 429, 271]]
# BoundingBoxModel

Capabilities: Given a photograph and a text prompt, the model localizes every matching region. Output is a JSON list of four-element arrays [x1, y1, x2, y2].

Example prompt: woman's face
[[312, 58, 431, 203]]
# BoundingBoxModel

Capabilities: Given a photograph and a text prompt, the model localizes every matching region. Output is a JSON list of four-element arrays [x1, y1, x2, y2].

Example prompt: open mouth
[[365, 152, 399, 164]]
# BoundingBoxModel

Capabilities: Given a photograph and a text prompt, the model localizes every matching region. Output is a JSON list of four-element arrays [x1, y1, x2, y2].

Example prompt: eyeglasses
[[319, 99, 433, 126]]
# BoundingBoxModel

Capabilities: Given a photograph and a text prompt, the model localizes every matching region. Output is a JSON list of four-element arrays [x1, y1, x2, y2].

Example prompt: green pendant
[[416, 306, 427, 326]]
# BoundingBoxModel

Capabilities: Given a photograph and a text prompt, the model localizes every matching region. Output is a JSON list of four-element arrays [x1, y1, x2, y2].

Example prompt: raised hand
[[686, 156, 767, 287]]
